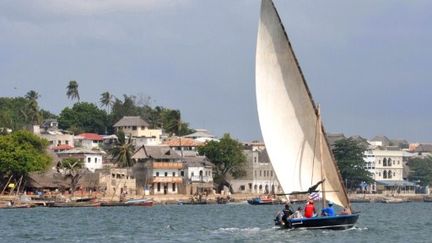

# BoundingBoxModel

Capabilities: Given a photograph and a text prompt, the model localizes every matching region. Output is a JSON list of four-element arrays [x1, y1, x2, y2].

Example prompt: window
[[388, 170, 392, 179], [132, 126, 137, 130], [180, 171, 184, 177], [383, 158, 387, 166], [172, 172, 176, 177], [254, 157, 257, 163], [141, 126, 145, 130], [172, 183, 176, 191], [191, 172, 194, 177], [240, 185, 245, 191], [87, 158, 91, 163], [157, 183, 161, 192], [156, 172, 159, 177], [260, 170, 262, 177], [165, 172, 168, 177], [383, 171, 387, 179], [65, 140, 69, 145], [94, 158, 97, 163]]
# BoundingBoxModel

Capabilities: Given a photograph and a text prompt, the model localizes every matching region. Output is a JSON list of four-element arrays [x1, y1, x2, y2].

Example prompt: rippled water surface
[[1, 202, 431, 242]]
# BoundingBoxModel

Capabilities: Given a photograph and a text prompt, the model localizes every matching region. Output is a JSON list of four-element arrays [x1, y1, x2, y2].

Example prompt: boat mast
[[318, 105, 326, 209]]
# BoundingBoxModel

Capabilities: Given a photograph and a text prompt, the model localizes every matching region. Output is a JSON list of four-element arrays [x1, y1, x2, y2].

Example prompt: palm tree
[[57, 157, 84, 196], [66, 80, 80, 103], [24, 90, 41, 125], [99, 92, 114, 113], [110, 131, 135, 168]]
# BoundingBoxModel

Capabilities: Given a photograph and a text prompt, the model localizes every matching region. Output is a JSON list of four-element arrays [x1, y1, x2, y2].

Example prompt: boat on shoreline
[[247, 196, 282, 205], [256, 0, 359, 230]]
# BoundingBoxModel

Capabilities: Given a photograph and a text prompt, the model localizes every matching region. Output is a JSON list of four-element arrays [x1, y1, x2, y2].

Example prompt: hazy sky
[[1, 0, 431, 142]]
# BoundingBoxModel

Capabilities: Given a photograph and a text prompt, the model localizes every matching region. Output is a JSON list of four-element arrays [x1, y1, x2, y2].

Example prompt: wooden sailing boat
[[255, 0, 359, 229]]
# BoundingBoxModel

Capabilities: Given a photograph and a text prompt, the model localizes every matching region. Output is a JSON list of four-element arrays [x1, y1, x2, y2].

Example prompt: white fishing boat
[[255, 0, 359, 230]]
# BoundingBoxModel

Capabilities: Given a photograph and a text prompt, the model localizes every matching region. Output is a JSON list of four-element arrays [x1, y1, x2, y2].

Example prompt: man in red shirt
[[304, 200, 316, 218]]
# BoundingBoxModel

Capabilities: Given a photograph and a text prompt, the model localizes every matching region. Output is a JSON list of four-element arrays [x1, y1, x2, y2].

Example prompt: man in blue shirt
[[321, 201, 336, 216]]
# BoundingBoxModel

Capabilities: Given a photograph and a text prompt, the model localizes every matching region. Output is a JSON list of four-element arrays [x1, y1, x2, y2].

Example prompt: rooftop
[[77, 133, 103, 141], [163, 137, 203, 147], [114, 116, 149, 128]]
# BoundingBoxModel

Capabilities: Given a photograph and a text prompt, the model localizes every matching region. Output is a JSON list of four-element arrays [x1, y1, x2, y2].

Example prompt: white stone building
[[57, 148, 105, 173], [230, 143, 281, 194], [113, 116, 162, 145], [364, 149, 415, 193]]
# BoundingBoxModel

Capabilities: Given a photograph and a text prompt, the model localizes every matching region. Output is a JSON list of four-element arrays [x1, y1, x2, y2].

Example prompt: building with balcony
[[230, 144, 281, 194], [364, 149, 415, 194], [183, 156, 214, 195], [132, 145, 183, 195]]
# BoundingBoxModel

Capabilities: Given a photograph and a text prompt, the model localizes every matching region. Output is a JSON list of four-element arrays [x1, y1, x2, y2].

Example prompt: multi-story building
[[163, 137, 203, 157], [364, 149, 415, 194], [57, 148, 105, 173], [230, 143, 281, 194], [98, 168, 136, 197], [182, 156, 213, 195], [132, 145, 183, 195], [113, 116, 162, 145], [74, 133, 103, 149]]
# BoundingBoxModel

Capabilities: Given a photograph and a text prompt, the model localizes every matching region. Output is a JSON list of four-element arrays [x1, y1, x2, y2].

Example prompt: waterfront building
[[182, 156, 214, 195], [113, 116, 162, 145], [98, 168, 136, 197], [57, 148, 105, 173], [230, 143, 281, 194], [364, 148, 415, 194], [132, 145, 183, 195]]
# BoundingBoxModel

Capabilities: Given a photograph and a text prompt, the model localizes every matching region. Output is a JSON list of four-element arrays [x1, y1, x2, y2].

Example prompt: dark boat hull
[[279, 214, 360, 230]]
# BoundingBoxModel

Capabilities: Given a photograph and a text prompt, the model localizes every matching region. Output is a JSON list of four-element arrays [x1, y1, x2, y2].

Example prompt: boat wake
[[213, 227, 261, 233]]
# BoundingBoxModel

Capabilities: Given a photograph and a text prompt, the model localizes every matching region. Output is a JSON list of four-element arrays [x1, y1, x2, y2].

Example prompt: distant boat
[[124, 198, 153, 207], [381, 198, 410, 204], [256, 0, 359, 230], [247, 196, 281, 205]]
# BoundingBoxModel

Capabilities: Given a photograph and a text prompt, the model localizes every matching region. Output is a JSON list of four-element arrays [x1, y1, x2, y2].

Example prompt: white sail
[[255, 0, 350, 208]]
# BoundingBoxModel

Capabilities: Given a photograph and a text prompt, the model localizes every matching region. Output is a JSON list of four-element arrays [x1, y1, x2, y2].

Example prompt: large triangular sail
[[255, 0, 350, 209]]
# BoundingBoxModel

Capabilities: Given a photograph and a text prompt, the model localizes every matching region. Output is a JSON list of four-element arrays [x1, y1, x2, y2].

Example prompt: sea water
[[1, 202, 431, 242]]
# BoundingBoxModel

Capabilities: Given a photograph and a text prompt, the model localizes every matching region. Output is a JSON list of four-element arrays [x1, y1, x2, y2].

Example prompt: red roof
[[51, 144, 73, 151], [78, 133, 103, 141]]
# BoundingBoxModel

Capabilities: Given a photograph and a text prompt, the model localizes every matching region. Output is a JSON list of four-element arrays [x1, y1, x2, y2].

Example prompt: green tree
[[100, 92, 114, 113], [332, 138, 373, 190], [0, 97, 32, 130], [66, 80, 80, 103], [58, 102, 109, 134], [110, 131, 135, 168], [57, 157, 84, 195], [24, 90, 41, 125], [408, 156, 432, 186], [0, 130, 51, 188], [198, 133, 246, 193]]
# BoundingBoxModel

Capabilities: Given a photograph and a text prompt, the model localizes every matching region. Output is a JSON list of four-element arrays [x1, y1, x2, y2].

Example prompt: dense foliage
[[408, 156, 432, 186], [332, 138, 373, 190], [58, 102, 110, 134], [0, 130, 51, 185], [198, 133, 246, 193], [110, 95, 193, 136]]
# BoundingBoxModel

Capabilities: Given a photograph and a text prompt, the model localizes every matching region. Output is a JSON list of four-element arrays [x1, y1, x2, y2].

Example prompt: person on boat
[[339, 207, 352, 215], [281, 203, 294, 225], [304, 200, 316, 218], [321, 201, 336, 216], [293, 206, 303, 219]]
